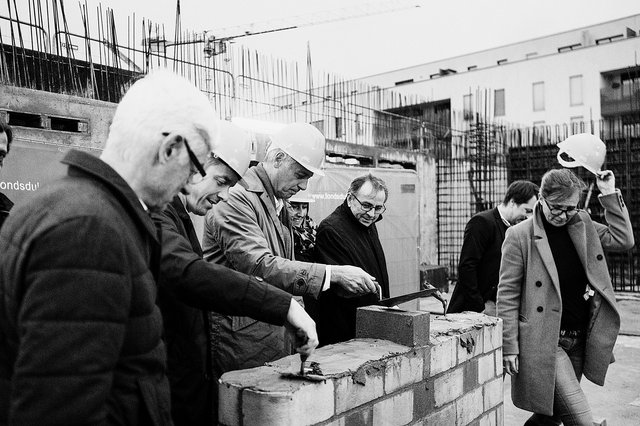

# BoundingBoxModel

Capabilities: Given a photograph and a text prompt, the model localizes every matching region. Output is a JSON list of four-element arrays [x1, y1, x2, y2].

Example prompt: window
[[526, 52, 538, 59], [395, 79, 414, 86], [497, 58, 507, 65], [558, 43, 581, 53], [494, 89, 505, 116], [467, 65, 477, 71], [532, 82, 545, 111], [570, 116, 584, 133], [569, 75, 583, 106], [463, 94, 473, 120]]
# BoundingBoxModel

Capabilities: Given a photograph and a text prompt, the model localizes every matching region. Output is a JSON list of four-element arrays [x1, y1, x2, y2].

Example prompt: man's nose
[[298, 180, 308, 190]]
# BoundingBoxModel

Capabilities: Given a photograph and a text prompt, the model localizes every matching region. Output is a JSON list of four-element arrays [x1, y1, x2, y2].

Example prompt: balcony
[[601, 87, 640, 116]]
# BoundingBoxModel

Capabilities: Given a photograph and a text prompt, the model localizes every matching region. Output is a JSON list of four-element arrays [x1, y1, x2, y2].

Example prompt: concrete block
[[430, 335, 457, 376], [478, 409, 497, 426], [433, 367, 464, 407], [457, 329, 483, 364], [335, 366, 385, 413], [356, 306, 430, 347], [456, 387, 483, 425], [412, 382, 434, 420], [478, 353, 495, 384], [494, 348, 503, 378], [483, 320, 503, 353], [341, 406, 372, 426], [419, 263, 449, 292], [218, 380, 242, 426], [242, 379, 334, 426], [373, 390, 413, 426], [462, 359, 479, 393], [384, 348, 425, 394], [420, 403, 456, 426], [496, 404, 504, 426], [483, 377, 503, 411]]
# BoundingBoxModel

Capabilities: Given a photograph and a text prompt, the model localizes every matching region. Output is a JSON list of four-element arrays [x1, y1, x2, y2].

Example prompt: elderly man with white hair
[[0, 70, 216, 425]]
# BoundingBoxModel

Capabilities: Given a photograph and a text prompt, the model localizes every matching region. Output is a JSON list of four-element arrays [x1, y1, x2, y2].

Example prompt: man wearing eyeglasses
[[306, 174, 390, 346], [0, 70, 218, 425]]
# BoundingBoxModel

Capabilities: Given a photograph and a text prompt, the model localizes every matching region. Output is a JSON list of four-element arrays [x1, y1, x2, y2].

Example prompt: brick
[[456, 387, 483, 425], [478, 353, 495, 384], [344, 407, 372, 426], [373, 390, 413, 426], [218, 381, 242, 426], [478, 410, 497, 426], [495, 348, 503, 378], [412, 382, 434, 419], [462, 359, 479, 393], [421, 403, 456, 426], [483, 320, 502, 353], [335, 366, 385, 413], [483, 377, 503, 411], [384, 349, 425, 394], [242, 378, 334, 426], [433, 367, 463, 407], [457, 329, 483, 364], [356, 306, 430, 347], [496, 404, 504, 426], [430, 335, 457, 376]]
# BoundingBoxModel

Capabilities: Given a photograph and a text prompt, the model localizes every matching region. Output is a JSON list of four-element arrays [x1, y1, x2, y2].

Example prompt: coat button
[[537, 306, 544, 312], [596, 254, 603, 260], [535, 281, 542, 287]]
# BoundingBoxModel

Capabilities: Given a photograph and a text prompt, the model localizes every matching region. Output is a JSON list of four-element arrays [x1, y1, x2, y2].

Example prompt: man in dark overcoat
[[448, 180, 539, 314]]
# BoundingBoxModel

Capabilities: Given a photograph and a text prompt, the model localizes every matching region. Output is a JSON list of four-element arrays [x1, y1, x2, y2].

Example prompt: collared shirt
[[497, 206, 511, 228]]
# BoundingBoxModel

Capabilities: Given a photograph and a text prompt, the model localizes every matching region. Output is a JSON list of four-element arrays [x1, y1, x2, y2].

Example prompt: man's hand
[[331, 265, 378, 297], [503, 354, 519, 376], [596, 170, 615, 195], [284, 299, 318, 357]]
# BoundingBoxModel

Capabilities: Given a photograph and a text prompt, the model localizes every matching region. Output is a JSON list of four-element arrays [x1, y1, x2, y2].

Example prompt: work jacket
[[497, 192, 634, 415], [156, 196, 291, 425], [202, 164, 325, 374], [0, 150, 171, 425]]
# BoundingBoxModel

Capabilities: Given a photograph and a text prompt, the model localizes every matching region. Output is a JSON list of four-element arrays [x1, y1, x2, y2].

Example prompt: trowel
[[280, 353, 327, 382]]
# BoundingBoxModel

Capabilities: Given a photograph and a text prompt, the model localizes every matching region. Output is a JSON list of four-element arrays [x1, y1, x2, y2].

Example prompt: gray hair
[[349, 174, 389, 202]]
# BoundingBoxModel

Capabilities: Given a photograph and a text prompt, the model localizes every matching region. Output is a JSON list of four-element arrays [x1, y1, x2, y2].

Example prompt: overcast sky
[[62, 0, 640, 78]]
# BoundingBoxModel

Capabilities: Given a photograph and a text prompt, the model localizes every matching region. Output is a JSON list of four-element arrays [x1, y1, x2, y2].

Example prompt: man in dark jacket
[[448, 180, 539, 315], [156, 121, 317, 426], [307, 174, 390, 346], [0, 70, 217, 425], [0, 120, 13, 230]]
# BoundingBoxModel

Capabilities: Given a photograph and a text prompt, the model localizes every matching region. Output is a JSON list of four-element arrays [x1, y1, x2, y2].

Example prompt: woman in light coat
[[498, 168, 633, 425]]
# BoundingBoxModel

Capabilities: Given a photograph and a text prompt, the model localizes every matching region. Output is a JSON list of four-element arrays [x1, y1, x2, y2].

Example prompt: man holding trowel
[[306, 173, 390, 346]]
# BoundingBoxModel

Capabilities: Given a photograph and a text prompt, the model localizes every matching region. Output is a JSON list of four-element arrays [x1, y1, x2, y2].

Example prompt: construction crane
[[146, 0, 422, 57]]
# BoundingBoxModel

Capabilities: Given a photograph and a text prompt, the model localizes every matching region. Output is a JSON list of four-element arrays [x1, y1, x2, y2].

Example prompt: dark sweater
[[541, 212, 590, 332]]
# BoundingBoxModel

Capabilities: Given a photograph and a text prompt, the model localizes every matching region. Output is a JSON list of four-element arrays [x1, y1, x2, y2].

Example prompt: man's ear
[[159, 133, 184, 164], [273, 151, 287, 168]]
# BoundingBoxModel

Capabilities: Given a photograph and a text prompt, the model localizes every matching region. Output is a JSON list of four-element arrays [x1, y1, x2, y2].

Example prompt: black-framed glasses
[[543, 198, 578, 218], [350, 193, 386, 214], [163, 132, 207, 183]]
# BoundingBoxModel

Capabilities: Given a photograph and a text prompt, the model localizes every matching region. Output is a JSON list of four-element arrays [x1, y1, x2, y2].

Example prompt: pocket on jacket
[[518, 314, 528, 323], [232, 315, 259, 332]]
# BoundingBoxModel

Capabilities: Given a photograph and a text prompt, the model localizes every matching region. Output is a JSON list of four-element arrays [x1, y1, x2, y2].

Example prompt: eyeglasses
[[543, 198, 578, 218], [163, 132, 207, 183], [350, 193, 386, 214]]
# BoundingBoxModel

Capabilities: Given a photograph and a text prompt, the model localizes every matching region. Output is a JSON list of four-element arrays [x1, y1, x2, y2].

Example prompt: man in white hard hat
[[155, 121, 318, 426], [203, 122, 378, 374]]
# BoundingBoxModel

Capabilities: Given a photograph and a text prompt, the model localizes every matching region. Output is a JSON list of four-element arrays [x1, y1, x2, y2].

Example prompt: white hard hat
[[557, 133, 606, 175], [214, 120, 252, 182], [289, 190, 316, 204], [270, 123, 326, 176]]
